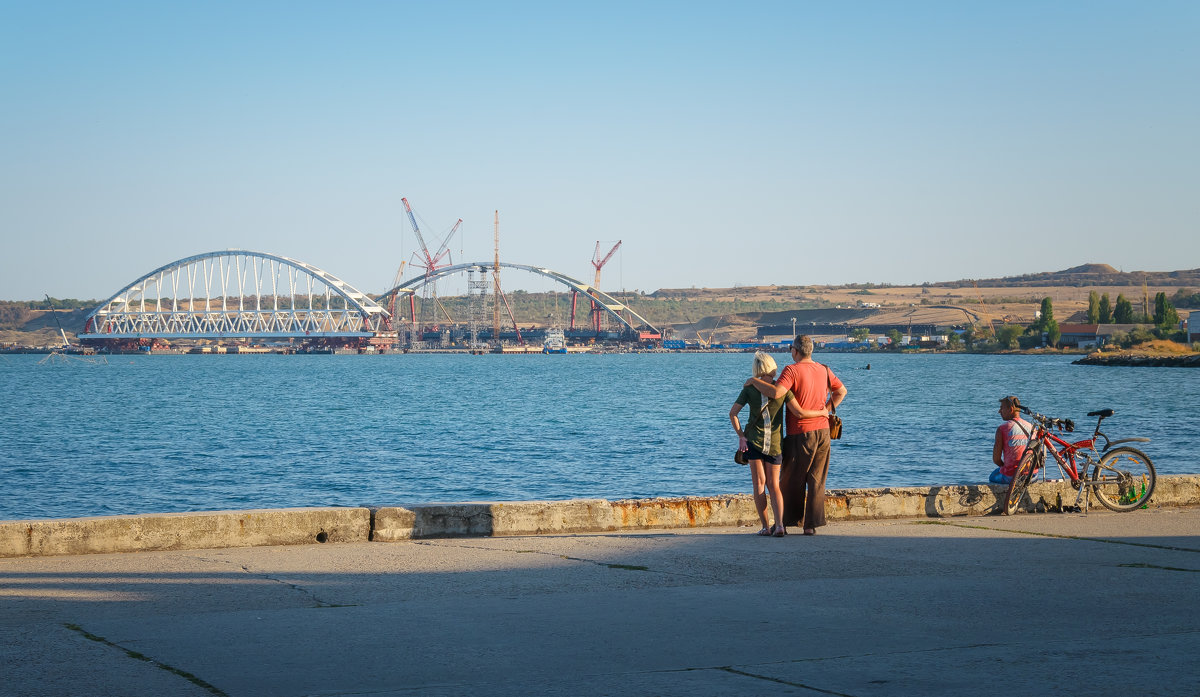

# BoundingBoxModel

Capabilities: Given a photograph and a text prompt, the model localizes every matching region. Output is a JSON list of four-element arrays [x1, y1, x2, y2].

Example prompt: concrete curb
[[372, 496, 753, 540], [0, 507, 369, 558], [4, 476, 1198, 557]]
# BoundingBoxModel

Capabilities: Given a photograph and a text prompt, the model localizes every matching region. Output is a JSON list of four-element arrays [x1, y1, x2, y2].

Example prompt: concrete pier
[[2, 507, 1198, 696]]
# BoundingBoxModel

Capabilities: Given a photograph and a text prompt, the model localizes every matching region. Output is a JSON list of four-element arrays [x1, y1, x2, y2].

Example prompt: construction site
[[6, 193, 1198, 354], [373, 202, 1198, 352], [372, 199, 661, 352]]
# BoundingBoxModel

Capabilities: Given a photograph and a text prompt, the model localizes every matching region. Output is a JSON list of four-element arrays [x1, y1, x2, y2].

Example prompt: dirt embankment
[[0, 309, 90, 347]]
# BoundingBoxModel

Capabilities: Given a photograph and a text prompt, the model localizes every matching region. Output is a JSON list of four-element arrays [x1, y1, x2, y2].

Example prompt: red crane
[[401, 197, 461, 332], [590, 240, 621, 332], [385, 259, 407, 327]]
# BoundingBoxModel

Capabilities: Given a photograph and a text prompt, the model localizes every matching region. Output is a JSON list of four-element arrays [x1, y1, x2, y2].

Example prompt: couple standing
[[729, 335, 848, 536]]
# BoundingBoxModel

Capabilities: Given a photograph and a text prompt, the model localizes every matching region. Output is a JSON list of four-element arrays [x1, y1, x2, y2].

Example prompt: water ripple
[[0, 352, 1195, 519]]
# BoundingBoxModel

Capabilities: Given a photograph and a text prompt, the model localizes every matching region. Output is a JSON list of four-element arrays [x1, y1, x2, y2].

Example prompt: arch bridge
[[79, 250, 391, 346], [379, 262, 658, 335]]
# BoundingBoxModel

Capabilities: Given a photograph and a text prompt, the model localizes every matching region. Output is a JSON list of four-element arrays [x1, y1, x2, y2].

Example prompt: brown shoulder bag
[[824, 365, 842, 440]]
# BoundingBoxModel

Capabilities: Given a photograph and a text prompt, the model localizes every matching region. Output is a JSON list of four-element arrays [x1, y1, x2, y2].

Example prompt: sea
[[1, 352, 1196, 521]]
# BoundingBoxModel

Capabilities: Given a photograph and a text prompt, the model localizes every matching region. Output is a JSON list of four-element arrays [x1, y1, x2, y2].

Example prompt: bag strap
[[822, 363, 837, 416]]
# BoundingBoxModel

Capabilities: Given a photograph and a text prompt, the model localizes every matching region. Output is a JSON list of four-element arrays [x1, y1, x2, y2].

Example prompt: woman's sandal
[[756, 527, 772, 536], [803, 528, 816, 536], [772, 525, 787, 537]]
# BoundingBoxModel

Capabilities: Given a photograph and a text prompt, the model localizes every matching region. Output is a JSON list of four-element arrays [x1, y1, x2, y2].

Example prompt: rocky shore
[[1074, 353, 1200, 367]]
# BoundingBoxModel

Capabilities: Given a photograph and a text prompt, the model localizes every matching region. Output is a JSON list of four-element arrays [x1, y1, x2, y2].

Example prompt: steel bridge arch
[[379, 262, 658, 334], [80, 250, 388, 341]]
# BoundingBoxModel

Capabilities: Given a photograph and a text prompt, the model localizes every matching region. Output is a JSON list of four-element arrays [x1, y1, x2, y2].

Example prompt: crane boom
[[591, 240, 622, 288], [430, 219, 462, 268], [401, 197, 435, 269], [971, 281, 996, 336], [589, 241, 622, 333], [45, 294, 70, 348]]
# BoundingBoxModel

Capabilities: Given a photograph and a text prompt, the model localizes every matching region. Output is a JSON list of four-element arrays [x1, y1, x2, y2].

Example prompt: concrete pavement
[[3, 507, 1199, 696]]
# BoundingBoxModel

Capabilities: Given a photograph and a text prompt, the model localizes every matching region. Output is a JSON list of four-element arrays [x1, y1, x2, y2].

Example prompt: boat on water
[[542, 327, 567, 354]]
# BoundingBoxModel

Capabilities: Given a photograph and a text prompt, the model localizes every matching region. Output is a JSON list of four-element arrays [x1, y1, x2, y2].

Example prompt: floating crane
[[39, 295, 106, 364], [589, 241, 621, 332], [45, 294, 71, 349]]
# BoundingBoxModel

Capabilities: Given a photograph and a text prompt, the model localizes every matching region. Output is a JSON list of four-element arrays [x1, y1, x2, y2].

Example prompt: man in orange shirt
[[745, 335, 846, 535]]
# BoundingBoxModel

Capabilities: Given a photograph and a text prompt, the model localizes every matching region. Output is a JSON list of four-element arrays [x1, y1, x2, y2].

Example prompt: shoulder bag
[[824, 365, 842, 440]]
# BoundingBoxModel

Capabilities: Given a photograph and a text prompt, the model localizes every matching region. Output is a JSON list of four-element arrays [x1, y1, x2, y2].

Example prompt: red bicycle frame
[[1030, 427, 1095, 482]]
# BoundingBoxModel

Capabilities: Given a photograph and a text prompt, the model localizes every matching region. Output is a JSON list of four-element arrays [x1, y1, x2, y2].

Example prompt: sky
[[1, 0, 1197, 301]]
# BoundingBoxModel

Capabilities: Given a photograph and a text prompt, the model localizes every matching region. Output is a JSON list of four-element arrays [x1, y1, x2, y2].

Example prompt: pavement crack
[[1118, 562, 1200, 573], [412, 540, 679, 575], [180, 554, 354, 608], [916, 521, 1200, 553], [717, 666, 858, 695], [63, 623, 229, 696]]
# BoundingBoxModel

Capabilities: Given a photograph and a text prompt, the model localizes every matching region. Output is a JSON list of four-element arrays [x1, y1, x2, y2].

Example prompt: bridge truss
[[378, 262, 658, 336], [79, 250, 391, 345]]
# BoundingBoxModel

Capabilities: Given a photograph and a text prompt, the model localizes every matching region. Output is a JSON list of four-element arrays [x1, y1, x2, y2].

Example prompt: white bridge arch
[[379, 262, 658, 334], [80, 250, 389, 342]]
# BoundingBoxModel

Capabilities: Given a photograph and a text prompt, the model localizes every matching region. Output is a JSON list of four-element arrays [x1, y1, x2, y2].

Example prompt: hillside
[[938, 265, 1200, 288]]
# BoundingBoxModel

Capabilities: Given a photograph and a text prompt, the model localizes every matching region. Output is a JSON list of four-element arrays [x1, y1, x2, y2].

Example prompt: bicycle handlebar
[[1018, 406, 1075, 433]]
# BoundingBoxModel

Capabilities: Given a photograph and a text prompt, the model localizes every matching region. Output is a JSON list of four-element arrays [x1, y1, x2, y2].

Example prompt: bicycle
[[1002, 406, 1156, 515]]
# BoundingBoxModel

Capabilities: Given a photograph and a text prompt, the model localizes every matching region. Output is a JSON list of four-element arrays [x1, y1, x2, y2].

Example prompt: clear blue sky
[[2, 0, 1196, 301]]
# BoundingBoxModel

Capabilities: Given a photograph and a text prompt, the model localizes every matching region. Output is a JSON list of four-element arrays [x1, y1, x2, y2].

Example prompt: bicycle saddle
[[1087, 408, 1115, 418]]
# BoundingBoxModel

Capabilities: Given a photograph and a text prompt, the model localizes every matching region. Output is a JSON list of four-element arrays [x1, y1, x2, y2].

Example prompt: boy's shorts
[[989, 468, 1012, 485]]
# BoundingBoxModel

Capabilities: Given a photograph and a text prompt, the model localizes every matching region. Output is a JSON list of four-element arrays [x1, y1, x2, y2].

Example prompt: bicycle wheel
[[1003, 450, 1038, 516], [1092, 447, 1156, 512]]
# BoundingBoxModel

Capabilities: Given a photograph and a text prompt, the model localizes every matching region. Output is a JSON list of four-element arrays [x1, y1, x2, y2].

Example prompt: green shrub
[[1017, 333, 1042, 350], [1127, 327, 1156, 345], [995, 325, 1023, 350]]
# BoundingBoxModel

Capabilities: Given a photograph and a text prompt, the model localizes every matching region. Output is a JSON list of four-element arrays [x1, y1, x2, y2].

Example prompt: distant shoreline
[[2, 345, 1100, 357]]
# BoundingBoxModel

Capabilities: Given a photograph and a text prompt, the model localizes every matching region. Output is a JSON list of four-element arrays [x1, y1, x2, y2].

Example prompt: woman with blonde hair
[[730, 351, 828, 536]]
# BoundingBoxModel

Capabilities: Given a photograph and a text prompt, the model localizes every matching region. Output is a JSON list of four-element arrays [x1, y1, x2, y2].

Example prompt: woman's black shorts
[[742, 444, 782, 466]]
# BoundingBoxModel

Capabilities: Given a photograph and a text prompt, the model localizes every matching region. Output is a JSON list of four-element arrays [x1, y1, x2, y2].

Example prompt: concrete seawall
[[4, 475, 1199, 557], [0, 507, 369, 558]]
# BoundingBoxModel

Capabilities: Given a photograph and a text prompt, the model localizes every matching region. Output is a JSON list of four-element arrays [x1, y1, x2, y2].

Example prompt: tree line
[[1084, 290, 1181, 327]]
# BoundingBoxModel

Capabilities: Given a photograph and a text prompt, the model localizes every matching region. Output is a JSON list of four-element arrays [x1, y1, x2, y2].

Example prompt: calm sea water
[[1, 352, 1196, 520]]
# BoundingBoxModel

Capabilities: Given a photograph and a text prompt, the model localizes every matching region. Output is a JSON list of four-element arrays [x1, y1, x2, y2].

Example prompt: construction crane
[[45, 294, 71, 349], [971, 281, 996, 337], [385, 260, 407, 327], [493, 210, 501, 344], [676, 302, 716, 348], [401, 197, 461, 333], [427, 218, 461, 327], [590, 240, 621, 332], [705, 315, 726, 347]]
